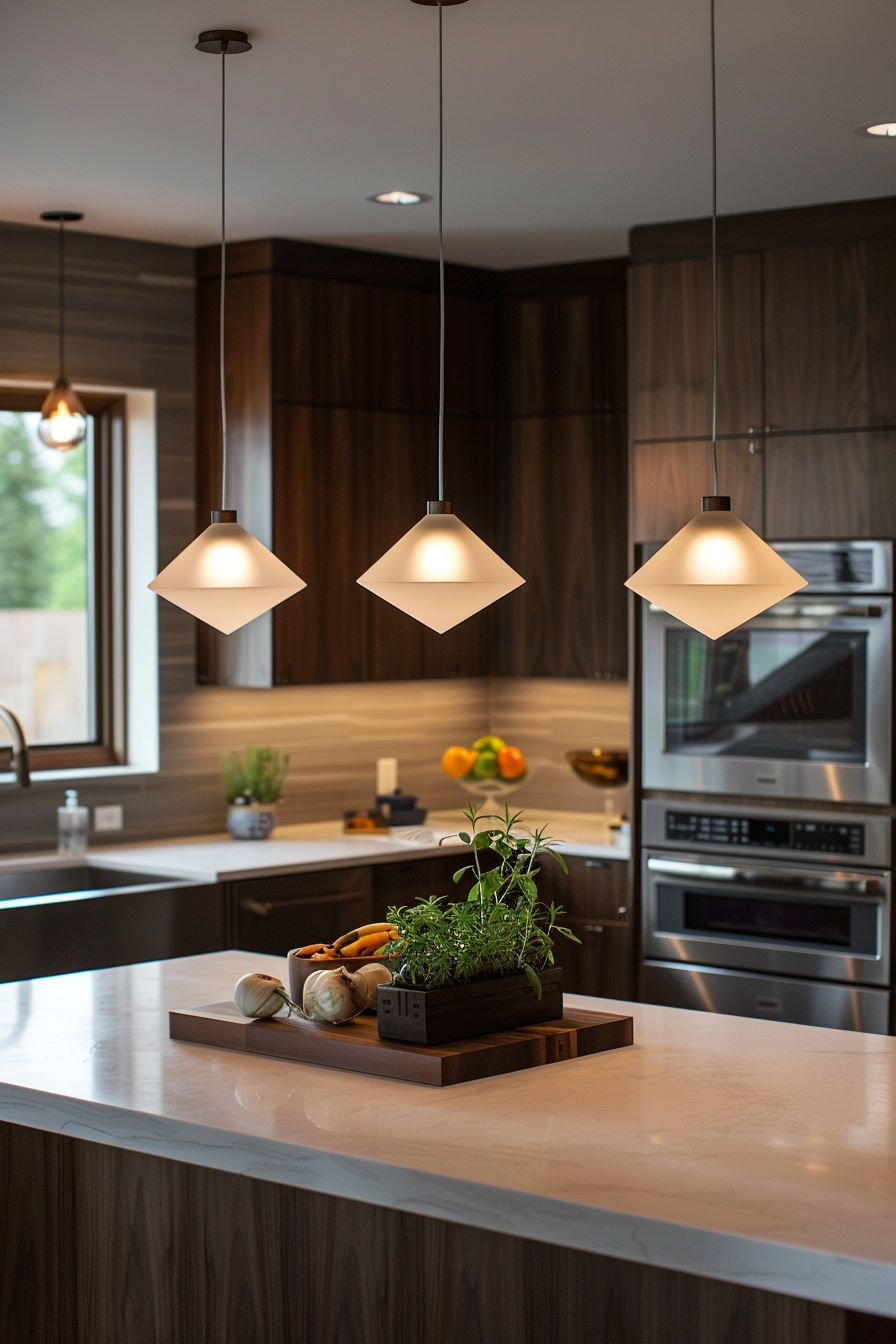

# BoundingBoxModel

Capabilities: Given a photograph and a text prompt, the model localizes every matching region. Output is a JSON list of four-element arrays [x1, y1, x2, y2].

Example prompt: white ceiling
[[2, 0, 896, 269]]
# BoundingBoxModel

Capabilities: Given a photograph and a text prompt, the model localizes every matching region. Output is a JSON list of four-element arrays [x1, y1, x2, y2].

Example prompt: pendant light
[[357, 0, 524, 634], [38, 210, 87, 451], [624, 0, 806, 640], [150, 30, 305, 636]]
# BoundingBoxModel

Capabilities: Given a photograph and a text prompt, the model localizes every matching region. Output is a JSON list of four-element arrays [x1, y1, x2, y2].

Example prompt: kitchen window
[[0, 385, 157, 777]]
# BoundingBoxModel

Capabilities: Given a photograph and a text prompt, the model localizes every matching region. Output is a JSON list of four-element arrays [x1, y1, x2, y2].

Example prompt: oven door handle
[[762, 604, 884, 618], [646, 857, 880, 894]]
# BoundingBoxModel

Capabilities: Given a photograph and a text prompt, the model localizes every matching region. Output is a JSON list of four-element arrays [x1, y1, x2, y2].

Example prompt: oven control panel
[[665, 811, 866, 857]]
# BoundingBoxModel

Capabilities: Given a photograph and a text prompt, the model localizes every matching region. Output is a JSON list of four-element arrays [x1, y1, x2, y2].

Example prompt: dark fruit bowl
[[566, 749, 628, 789]]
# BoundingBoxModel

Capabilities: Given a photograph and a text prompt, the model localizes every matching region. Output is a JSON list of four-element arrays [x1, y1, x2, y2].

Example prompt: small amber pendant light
[[38, 210, 88, 451], [357, 0, 523, 633], [150, 30, 305, 635], [625, 0, 805, 639]]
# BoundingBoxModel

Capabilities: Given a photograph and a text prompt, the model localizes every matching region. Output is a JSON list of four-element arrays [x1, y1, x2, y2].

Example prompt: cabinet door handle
[[583, 924, 604, 933], [239, 892, 365, 917], [584, 860, 610, 870]]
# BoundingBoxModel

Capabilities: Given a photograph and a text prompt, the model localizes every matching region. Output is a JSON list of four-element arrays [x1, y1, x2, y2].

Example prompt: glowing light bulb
[[38, 378, 87, 451]]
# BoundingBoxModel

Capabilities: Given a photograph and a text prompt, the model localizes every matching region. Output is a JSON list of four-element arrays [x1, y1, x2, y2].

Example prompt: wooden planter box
[[376, 967, 563, 1045]]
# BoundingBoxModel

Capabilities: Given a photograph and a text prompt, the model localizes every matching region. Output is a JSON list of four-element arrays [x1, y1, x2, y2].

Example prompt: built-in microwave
[[641, 540, 893, 805]]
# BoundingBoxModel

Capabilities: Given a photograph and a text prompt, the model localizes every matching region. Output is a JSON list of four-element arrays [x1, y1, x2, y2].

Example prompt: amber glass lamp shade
[[38, 377, 87, 451], [357, 509, 524, 633], [149, 515, 306, 635], [625, 504, 807, 640]]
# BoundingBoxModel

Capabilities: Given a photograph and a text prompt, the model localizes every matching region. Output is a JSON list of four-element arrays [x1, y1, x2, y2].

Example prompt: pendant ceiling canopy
[[149, 30, 306, 636], [38, 210, 87, 452], [624, 0, 805, 639], [357, 0, 524, 632]]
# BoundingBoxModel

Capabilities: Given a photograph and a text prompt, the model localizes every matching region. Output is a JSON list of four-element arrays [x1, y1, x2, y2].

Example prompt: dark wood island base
[[2, 1121, 893, 1344]]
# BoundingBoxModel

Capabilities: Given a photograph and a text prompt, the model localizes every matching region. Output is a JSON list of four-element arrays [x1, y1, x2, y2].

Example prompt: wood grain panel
[[501, 289, 627, 417], [763, 243, 868, 432], [631, 437, 764, 542], [764, 431, 896, 539], [273, 275, 495, 418], [500, 413, 628, 678], [628, 254, 763, 441], [1, 1120, 865, 1344], [866, 237, 896, 427]]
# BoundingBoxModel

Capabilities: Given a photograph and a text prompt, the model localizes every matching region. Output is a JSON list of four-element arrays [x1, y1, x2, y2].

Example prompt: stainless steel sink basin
[[0, 865, 181, 905]]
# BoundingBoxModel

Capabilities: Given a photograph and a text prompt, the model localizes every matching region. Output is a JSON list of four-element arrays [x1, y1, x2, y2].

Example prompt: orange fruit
[[498, 745, 527, 780], [442, 746, 478, 779]]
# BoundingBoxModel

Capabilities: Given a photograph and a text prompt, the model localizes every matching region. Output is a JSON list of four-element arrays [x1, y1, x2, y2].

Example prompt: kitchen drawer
[[233, 866, 373, 956]]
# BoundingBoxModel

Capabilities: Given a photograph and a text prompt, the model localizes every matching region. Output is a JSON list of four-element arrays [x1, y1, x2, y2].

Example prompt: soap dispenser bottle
[[57, 789, 89, 855]]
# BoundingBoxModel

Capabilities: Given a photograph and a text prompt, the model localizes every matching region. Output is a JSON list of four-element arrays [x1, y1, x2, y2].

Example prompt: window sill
[[0, 764, 159, 785]]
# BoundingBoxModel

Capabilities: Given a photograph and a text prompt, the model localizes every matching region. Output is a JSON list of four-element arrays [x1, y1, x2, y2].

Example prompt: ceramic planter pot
[[227, 802, 277, 840], [376, 966, 563, 1045]]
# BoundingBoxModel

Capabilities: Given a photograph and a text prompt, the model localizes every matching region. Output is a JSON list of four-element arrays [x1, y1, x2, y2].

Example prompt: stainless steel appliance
[[641, 540, 893, 804], [641, 799, 892, 1033]]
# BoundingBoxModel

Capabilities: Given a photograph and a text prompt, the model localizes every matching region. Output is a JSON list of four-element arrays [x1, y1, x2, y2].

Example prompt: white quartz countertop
[[59, 809, 630, 883], [2, 950, 896, 1317]]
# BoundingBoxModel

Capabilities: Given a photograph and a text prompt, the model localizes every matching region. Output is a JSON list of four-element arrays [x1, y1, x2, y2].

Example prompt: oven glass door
[[664, 625, 867, 763]]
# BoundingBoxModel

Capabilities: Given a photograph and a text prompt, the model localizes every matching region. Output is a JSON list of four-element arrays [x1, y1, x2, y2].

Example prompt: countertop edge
[[0, 1081, 891, 1318]]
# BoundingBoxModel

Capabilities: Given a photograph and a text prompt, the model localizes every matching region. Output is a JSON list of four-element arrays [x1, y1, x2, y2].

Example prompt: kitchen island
[[1, 952, 894, 1343]]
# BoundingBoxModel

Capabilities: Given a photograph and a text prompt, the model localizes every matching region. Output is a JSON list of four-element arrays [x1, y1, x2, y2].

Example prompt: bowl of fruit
[[441, 735, 530, 799]]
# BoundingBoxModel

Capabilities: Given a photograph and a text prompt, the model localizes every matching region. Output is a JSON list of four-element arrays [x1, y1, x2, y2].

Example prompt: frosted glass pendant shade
[[149, 516, 306, 635], [625, 504, 807, 640], [357, 509, 524, 633], [38, 377, 87, 451]]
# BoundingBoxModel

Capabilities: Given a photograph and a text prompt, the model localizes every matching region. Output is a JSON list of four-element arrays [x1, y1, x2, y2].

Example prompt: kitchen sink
[[0, 864, 226, 983], [0, 865, 178, 905]]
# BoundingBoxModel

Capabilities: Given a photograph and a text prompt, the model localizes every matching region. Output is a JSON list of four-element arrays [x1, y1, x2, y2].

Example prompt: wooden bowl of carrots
[[287, 921, 399, 1007]]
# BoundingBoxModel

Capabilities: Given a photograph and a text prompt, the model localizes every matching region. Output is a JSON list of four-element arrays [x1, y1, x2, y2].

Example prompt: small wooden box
[[377, 967, 563, 1045]]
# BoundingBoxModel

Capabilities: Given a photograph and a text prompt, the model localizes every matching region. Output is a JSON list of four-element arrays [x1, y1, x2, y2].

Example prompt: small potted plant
[[223, 747, 289, 840], [377, 804, 579, 1045]]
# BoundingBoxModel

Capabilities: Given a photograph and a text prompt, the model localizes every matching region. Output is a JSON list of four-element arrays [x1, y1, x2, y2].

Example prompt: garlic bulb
[[355, 962, 392, 1009], [303, 966, 369, 1024], [234, 971, 299, 1019]]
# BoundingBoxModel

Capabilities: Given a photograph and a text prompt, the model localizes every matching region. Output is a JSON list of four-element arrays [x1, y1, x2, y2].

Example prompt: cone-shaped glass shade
[[625, 508, 807, 640], [357, 511, 524, 633], [149, 521, 306, 635], [38, 377, 87, 451]]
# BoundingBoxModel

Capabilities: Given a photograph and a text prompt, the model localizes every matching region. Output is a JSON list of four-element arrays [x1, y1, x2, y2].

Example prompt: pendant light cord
[[710, 0, 719, 498], [58, 220, 66, 380], [437, 2, 446, 503], [220, 46, 229, 512]]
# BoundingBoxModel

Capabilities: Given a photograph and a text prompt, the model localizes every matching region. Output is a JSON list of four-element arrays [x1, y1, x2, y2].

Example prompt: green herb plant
[[222, 748, 289, 805], [386, 803, 579, 999]]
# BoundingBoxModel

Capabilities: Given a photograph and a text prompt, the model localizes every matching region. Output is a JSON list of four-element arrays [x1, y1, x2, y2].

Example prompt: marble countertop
[[58, 809, 630, 883], [2, 949, 895, 1316]]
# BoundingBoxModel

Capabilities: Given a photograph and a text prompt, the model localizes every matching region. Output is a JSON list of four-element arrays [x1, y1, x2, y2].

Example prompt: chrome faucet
[[0, 704, 30, 787]]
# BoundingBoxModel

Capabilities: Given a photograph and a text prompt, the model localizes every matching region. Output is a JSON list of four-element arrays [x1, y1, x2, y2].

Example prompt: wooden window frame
[[0, 388, 126, 771]]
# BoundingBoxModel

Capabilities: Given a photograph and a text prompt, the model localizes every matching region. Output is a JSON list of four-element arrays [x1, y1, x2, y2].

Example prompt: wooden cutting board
[[169, 1001, 633, 1086]]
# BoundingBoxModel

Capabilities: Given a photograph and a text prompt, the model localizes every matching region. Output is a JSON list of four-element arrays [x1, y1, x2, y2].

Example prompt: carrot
[[339, 929, 399, 957], [296, 942, 328, 957]]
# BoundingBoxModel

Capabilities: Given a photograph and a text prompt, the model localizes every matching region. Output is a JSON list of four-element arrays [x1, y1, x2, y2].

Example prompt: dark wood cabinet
[[233, 866, 373, 956], [764, 431, 896, 539], [631, 436, 763, 542], [500, 412, 627, 677], [533, 854, 633, 1001], [628, 254, 763, 442], [763, 240, 896, 433]]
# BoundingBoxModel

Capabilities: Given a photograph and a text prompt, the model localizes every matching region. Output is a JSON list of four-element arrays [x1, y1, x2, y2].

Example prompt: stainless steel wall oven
[[641, 541, 893, 804], [642, 800, 892, 1033]]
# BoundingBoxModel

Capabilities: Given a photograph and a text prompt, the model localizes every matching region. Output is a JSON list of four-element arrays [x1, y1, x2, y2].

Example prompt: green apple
[[472, 735, 506, 754], [472, 749, 500, 779]]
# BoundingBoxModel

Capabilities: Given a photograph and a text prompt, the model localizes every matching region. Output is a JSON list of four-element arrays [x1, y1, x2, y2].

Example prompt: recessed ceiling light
[[366, 190, 431, 205], [856, 123, 896, 138]]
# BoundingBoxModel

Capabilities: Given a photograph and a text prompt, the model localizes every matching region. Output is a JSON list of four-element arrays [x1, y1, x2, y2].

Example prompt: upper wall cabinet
[[763, 239, 896, 432], [631, 437, 763, 544], [628, 254, 763, 442], [196, 240, 498, 687]]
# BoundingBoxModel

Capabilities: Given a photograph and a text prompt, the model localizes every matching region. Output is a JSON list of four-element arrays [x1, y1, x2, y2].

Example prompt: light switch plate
[[94, 805, 123, 832]]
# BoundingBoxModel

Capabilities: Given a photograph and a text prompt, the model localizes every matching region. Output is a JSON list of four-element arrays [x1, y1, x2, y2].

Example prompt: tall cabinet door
[[629, 254, 763, 442], [631, 437, 764, 543]]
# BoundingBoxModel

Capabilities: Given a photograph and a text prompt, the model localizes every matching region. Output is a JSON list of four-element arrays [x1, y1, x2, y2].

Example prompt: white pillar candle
[[376, 757, 398, 796]]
